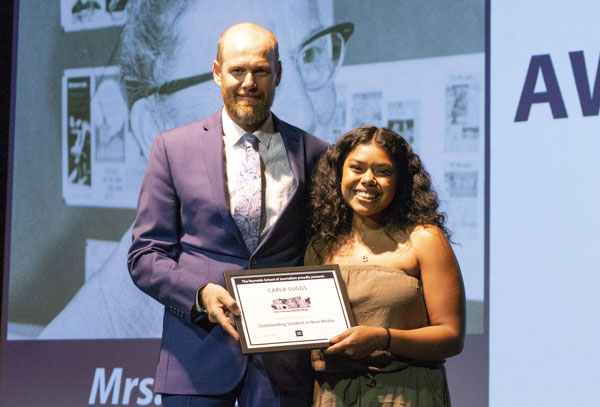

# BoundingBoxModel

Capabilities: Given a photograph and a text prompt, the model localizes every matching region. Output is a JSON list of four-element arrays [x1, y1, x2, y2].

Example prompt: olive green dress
[[312, 265, 451, 406]]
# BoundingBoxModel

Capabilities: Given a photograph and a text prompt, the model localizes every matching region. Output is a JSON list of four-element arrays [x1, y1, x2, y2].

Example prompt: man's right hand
[[199, 283, 241, 340]]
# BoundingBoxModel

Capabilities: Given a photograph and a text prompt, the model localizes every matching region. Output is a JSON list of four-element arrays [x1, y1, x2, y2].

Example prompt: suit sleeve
[[127, 132, 205, 324]]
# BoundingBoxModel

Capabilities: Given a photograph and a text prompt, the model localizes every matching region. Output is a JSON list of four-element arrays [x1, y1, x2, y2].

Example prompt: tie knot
[[242, 133, 259, 151]]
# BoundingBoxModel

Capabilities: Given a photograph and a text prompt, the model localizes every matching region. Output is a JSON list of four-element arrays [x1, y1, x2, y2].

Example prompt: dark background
[[1, 1, 15, 329]]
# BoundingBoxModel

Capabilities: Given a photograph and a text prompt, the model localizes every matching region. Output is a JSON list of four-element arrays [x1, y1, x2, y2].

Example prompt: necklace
[[359, 229, 383, 263]]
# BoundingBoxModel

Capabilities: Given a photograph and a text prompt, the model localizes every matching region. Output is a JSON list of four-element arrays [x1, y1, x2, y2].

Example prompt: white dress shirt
[[221, 108, 296, 240]]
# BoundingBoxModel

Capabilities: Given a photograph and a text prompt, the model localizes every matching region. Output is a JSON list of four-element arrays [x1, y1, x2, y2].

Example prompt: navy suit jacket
[[127, 108, 328, 396]]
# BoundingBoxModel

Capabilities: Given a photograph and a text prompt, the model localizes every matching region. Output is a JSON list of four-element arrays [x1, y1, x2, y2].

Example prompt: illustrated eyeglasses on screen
[[127, 22, 355, 101]]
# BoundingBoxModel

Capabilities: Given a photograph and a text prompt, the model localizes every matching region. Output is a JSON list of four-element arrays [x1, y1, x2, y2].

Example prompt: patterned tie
[[233, 133, 262, 252]]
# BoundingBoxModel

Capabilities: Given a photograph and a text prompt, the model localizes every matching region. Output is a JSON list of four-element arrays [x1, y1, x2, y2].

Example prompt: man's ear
[[213, 60, 222, 87], [275, 60, 282, 87], [130, 97, 162, 159]]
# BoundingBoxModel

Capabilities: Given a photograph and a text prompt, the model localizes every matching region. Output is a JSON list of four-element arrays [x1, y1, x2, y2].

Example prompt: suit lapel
[[258, 115, 306, 248], [196, 108, 248, 253]]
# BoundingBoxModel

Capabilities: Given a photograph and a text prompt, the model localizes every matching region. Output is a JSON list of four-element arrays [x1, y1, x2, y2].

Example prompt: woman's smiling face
[[340, 141, 397, 223]]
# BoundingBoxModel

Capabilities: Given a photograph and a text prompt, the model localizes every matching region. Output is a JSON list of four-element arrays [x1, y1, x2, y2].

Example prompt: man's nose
[[241, 72, 256, 89]]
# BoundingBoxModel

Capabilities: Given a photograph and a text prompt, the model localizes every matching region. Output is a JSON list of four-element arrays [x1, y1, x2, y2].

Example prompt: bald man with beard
[[128, 23, 328, 406]]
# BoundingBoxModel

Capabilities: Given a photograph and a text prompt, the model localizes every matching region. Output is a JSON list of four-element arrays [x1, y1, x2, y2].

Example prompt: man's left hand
[[199, 283, 242, 340]]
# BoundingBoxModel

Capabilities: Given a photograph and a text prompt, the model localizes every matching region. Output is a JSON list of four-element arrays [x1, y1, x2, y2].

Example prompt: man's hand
[[199, 283, 242, 340]]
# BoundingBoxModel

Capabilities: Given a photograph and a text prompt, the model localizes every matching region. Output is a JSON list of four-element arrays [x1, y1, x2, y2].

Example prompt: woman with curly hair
[[306, 126, 465, 406]]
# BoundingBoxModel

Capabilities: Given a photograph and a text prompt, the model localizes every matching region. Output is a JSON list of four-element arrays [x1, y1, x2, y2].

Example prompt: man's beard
[[222, 88, 274, 131]]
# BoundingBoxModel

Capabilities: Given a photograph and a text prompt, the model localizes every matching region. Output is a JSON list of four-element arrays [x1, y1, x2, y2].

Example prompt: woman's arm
[[325, 225, 466, 361]]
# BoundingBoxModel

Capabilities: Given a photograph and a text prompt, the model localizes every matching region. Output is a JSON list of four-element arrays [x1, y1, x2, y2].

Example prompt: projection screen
[[1, 1, 487, 405]]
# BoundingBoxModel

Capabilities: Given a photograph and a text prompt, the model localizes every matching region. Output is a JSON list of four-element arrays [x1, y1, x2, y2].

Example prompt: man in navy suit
[[128, 22, 328, 406]]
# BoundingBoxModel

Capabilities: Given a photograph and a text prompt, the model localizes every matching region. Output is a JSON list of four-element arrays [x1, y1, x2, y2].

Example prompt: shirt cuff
[[194, 283, 209, 314]]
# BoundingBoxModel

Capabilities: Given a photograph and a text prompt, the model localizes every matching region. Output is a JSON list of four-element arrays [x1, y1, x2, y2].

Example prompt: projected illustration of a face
[[130, 0, 342, 157]]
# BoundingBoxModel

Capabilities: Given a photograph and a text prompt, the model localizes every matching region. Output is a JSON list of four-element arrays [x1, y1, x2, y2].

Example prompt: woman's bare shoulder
[[408, 224, 453, 252]]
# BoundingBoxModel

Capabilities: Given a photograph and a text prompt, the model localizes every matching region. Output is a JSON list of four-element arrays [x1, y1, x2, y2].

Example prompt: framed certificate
[[224, 265, 355, 354]]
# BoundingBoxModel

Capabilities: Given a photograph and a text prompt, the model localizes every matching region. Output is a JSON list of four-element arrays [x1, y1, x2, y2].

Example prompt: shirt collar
[[222, 108, 275, 149]]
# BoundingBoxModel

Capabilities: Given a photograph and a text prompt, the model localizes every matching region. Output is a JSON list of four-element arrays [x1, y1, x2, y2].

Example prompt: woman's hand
[[324, 326, 388, 359]]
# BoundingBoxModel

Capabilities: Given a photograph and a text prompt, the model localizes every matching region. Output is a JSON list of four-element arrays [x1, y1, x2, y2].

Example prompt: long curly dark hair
[[309, 126, 450, 259]]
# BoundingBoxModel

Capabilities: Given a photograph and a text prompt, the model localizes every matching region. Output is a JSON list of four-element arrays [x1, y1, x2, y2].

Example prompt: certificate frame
[[224, 265, 355, 354]]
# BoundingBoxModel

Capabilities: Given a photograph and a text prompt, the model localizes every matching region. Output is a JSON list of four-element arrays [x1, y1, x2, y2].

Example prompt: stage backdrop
[[1, 0, 487, 406]]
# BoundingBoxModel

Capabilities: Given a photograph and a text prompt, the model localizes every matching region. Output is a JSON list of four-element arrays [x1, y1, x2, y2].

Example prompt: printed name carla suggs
[[88, 367, 161, 406], [268, 285, 307, 293]]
